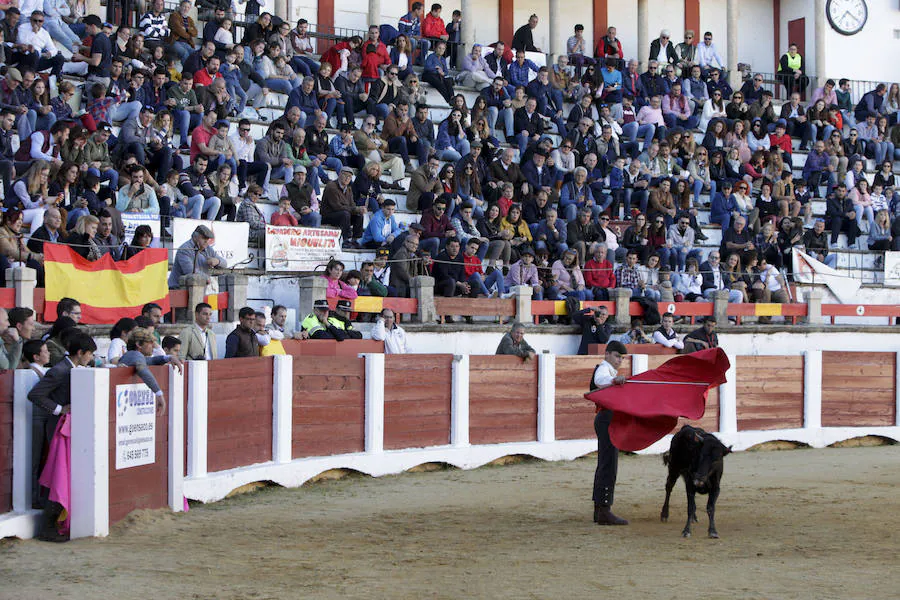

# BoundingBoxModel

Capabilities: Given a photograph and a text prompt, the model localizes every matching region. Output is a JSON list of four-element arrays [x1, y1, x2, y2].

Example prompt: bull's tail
[[662, 451, 671, 467]]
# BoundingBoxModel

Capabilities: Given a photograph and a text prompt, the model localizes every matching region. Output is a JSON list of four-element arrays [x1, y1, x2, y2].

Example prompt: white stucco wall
[[647, 0, 685, 50]]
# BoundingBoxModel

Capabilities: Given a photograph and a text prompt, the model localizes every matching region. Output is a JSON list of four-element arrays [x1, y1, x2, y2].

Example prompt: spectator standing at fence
[[169, 225, 223, 289], [371, 309, 409, 354], [27, 331, 96, 540], [683, 317, 718, 353], [496, 322, 536, 360], [224, 307, 260, 358], [180, 302, 217, 361], [118, 327, 182, 407], [776, 43, 809, 97]]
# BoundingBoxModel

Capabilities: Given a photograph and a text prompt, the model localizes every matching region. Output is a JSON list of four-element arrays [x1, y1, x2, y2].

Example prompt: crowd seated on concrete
[[0, 0, 897, 323]]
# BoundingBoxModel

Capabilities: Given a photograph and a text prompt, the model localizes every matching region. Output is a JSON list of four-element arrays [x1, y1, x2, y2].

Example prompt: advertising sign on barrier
[[120, 213, 161, 247], [115, 383, 156, 470], [265, 225, 341, 271], [884, 251, 900, 287], [172, 218, 250, 268]]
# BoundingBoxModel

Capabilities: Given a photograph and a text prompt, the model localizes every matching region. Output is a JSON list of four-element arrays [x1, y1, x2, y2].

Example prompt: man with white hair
[[649, 29, 677, 68]]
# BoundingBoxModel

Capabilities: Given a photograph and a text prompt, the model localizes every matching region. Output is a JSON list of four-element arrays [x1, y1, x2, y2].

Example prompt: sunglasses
[[240, 127, 250, 132], [32, 18, 44, 23], [365, 122, 375, 127], [754, 79, 763, 82], [433, 206, 445, 211], [600, 217, 610, 221]]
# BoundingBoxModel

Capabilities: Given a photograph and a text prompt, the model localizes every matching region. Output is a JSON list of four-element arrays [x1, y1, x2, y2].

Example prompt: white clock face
[[827, 0, 868, 35]]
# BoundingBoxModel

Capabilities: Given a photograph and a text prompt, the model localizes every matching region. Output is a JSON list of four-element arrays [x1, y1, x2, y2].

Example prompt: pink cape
[[584, 348, 731, 451], [38, 414, 72, 534]]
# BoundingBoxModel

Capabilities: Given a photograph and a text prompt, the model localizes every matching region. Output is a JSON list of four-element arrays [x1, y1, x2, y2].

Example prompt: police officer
[[329, 299, 363, 339], [300, 300, 347, 340], [590, 340, 629, 525]]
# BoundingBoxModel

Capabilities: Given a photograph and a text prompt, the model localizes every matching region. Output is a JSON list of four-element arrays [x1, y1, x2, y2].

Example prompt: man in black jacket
[[224, 307, 260, 358], [514, 96, 544, 157], [433, 238, 468, 297], [639, 61, 666, 105], [825, 183, 860, 247], [511, 14, 541, 53], [573, 306, 611, 355], [27, 332, 97, 540]]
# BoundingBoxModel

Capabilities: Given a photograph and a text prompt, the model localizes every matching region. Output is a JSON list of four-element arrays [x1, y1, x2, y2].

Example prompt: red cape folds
[[584, 348, 731, 451]]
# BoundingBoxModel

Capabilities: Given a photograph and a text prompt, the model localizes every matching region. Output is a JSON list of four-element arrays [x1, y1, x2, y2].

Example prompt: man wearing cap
[[0, 69, 31, 142], [329, 300, 363, 339], [300, 300, 347, 340], [769, 119, 794, 168], [281, 165, 322, 227], [225, 307, 261, 358], [322, 167, 365, 248], [12, 11, 64, 77], [169, 225, 224, 288]]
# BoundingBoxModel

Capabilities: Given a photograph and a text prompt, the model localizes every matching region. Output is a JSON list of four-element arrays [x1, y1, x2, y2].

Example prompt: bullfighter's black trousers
[[592, 410, 618, 505]]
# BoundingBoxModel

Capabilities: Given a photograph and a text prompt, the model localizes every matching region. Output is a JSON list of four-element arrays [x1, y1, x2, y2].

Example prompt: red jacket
[[321, 41, 351, 75], [463, 253, 483, 278], [584, 258, 616, 288], [769, 132, 792, 155], [422, 13, 448, 39], [594, 37, 623, 59], [362, 40, 391, 67], [497, 195, 513, 217]]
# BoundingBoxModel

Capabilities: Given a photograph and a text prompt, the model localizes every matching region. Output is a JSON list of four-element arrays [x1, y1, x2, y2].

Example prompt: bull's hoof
[[682, 530, 691, 538], [708, 531, 719, 539]]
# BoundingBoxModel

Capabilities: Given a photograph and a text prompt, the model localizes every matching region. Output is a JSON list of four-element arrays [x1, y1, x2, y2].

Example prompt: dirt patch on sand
[[2, 446, 898, 600]]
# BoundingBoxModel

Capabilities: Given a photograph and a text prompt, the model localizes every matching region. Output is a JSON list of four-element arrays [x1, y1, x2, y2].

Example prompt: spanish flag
[[44, 244, 170, 324]]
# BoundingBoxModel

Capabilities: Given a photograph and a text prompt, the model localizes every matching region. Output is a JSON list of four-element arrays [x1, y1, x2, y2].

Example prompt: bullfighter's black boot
[[36, 501, 69, 543], [595, 488, 628, 526]]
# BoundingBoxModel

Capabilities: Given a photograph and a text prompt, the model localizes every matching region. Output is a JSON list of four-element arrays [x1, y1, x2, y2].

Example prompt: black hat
[[336, 300, 353, 311], [313, 299, 330, 310], [83, 14, 102, 27], [520, 246, 535, 257]]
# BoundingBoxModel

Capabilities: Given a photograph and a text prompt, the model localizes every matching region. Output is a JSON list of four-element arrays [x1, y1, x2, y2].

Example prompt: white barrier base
[[182, 426, 900, 504], [0, 509, 39, 539]]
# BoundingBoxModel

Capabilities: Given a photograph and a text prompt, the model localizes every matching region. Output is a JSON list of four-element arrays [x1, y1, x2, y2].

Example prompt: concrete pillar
[[451, 354, 470, 447], [609, 288, 632, 327], [803, 350, 823, 430], [637, 0, 649, 70], [274, 0, 287, 20], [364, 353, 385, 455], [726, 0, 740, 89], [298, 275, 327, 322], [459, 0, 476, 69], [659, 281, 675, 303], [6, 267, 36, 310], [220, 273, 248, 322], [367, 0, 381, 28], [513, 285, 533, 324], [548, 0, 561, 62], [272, 355, 293, 465], [179, 273, 208, 324], [410, 276, 436, 323], [537, 353, 556, 443], [806, 288, 825, 325], [712, 290, 731, 327], [814, 0, 826, 83]]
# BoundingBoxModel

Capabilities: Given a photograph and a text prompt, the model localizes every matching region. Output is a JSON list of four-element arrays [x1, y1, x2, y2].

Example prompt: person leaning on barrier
[[496, 322, 536, 361], [225, 307, 261, 357], [180, 302, 218, 360], [27, 331, 96, 541], [168, 225, 224, 289], [300, 299, 348, 341], [118, 327, 183, 414]]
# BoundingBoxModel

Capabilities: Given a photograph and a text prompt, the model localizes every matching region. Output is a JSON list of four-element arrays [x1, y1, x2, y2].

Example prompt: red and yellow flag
[[44, 244, 170, 324]]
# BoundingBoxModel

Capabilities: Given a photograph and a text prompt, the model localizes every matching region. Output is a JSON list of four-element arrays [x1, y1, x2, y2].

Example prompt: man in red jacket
[[422, 3, 449, 41], [584, 243, 616, 300], [361, 25, 391, 77]]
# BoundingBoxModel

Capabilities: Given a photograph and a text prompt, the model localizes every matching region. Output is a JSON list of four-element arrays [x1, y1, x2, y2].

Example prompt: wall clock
[[826, 0, 868, 36]]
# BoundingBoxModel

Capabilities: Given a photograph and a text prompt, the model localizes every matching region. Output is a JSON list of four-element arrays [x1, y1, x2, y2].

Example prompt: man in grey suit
[[27, 331, 97, 542], [180, 302, 218, 360]]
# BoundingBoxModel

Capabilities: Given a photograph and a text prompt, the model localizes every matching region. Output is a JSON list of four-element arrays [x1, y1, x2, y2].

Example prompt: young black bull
[[660, 425, 731, 538]]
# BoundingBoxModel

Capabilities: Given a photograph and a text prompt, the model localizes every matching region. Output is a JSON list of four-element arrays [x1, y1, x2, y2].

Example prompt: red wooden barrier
[[383, 355, 452, 449], [555, 356, 633, 440], [469, 355, 538, 444], [292, 356, 366, 458], [206, 357, 274, 472], [283, 339, 384, 357], [822, 352, 897, 426], [736, 356, 804, 431], [33, 288, 45, 322], [0, 371, 13, 514], [107, 366, 169, 524], [0, 289, 14, 310]]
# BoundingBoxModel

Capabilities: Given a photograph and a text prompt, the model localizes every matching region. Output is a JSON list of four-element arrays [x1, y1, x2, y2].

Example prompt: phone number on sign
[[122, 448, 150, 462]]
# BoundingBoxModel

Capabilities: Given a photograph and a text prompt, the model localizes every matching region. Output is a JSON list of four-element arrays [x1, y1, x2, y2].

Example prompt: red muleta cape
[[584, 348, 730, 452]]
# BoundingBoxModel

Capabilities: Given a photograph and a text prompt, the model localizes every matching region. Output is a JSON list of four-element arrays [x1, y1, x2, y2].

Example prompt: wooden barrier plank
[[555, 356, 632, 440], [0, 371, 13, 514], [736, 356, 804, 431], [822, 351, 896, 427], [435, 297, 516, 318], [383, 354, 452, 450], [293, 356, 366, 458], [470, 356, 538, 445], [107, 366, 169, 524]]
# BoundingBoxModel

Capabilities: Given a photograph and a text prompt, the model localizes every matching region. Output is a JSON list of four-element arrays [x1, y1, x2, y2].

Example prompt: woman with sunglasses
[[646, 214, 673, 271], [687, 147, 716, 208], [700, 91, 727, 132], [747, 118, 771, 153]]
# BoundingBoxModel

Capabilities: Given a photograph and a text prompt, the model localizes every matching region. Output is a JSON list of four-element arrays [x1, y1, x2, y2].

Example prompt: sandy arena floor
[[1, 444, 899, 600]]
